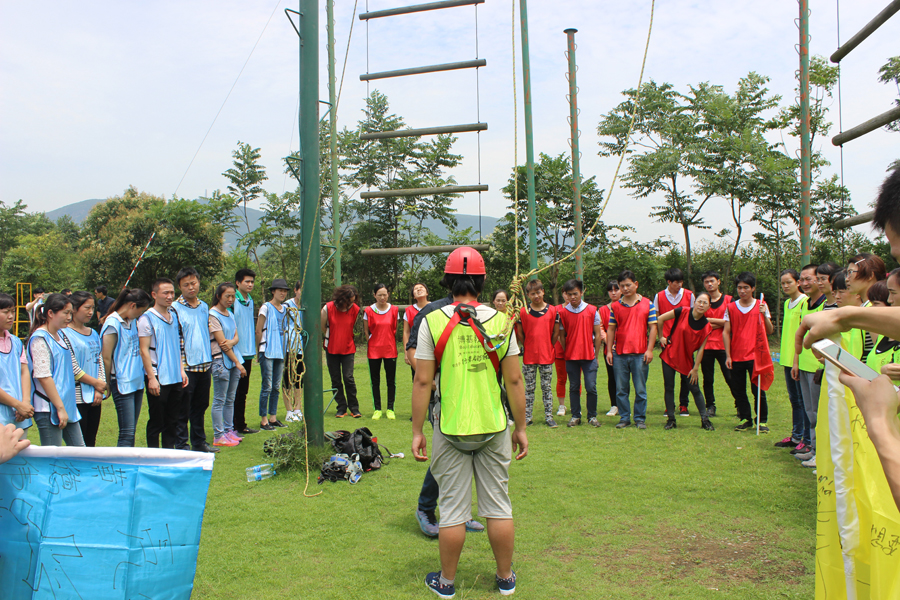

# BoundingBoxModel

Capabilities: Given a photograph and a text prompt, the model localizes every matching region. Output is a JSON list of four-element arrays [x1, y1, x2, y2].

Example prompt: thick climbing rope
[[496, 0, 657, 346]]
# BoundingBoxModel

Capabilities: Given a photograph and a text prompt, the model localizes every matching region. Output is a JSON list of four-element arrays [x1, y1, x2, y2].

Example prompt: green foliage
[[0, 230, 81, 293], [262, 425, 330, 473], [0, 199, 54, 266], [80, 186, 225, 292], [879, 56, 900, 132]]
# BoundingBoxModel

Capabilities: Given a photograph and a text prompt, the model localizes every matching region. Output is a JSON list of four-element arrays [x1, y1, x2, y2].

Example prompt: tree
[[598, 81, 711, 288], [0, 230, 81, 293], [500, 153, 614, 302], [80, 187, 224, 292], [0, 199, 53, 266], [215, 141, 270, 272], [878, 56, 900, 132]]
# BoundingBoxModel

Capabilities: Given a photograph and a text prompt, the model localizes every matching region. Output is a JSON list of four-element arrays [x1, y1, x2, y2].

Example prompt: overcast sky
[[1, 0, 897, 245]]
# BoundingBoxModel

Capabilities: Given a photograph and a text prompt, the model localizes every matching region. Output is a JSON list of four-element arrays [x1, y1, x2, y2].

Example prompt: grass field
[[39, 351, 815, 599]]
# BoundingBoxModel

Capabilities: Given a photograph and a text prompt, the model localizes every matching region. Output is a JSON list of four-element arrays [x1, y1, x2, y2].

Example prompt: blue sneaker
[[496, 570, 516, 596], [465, 519, 484, 532], [416, 510, 439, 538], [425, 572, 455, 599]]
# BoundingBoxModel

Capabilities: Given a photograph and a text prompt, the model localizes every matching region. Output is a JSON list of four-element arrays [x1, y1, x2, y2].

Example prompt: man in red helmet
[[412, 246, 528, 598]]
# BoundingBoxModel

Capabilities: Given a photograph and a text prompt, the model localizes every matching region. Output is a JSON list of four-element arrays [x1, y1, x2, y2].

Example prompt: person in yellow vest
[[865, 279, 900, 385], [412, 246, 527, 599], [775, 269, 807, 451], [791, 264, 825, 466]]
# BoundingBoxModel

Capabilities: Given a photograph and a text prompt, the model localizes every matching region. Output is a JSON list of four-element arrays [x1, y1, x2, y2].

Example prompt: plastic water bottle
[[246, 464, 276, 482]]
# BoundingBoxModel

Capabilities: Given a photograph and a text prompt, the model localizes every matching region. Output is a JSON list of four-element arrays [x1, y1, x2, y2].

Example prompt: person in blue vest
[[283, 281, 305, 422], [29, 293, 85, 446], [256, 278, 290, 431], [138, 278, 188, 449], [231, 268, 258, 435], [412, 247, 528, 599], [101, 288, 151, 447], [62, 291, 107, 447], [173, 267, 218, 453], [0, 292, 33, 436], [209, 282, 247, 446]]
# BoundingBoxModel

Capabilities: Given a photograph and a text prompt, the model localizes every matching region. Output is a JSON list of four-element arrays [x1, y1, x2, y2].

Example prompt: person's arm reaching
[[0, 423, 30, 464], [799, 306, 900, 350], [839, 372, 900, 511]]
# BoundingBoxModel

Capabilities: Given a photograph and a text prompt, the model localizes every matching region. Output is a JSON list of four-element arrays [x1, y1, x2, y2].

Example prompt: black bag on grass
[[325, 428, 386, 472]]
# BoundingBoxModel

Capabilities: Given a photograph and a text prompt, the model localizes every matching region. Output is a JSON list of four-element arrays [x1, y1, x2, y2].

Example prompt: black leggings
[[604, 359, 616, 408], [662, 361, 708, 419], [368, 357, 397, 410], [327, 353, 358, 414], [76, 402, 103, 447], [700, 349, 731, 410]]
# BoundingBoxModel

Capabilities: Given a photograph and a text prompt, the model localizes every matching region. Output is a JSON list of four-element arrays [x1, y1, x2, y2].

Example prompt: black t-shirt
[[405, 295, 454, 351], [528, 306, 550, 319], [708, 294, 726, 310], [673, 307, 708, 331]]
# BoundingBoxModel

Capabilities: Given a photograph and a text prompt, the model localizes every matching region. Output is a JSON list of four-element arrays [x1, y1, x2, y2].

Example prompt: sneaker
[[545, 418, 558, 428], [790, 442, 809, 455], [425, 572, 455, 599], [465, 520, 485, 532], [801, 455, 817, 468], [213, 435, 237, 447], [775, 437, 800, 448], [351, 412, 362, 418], [707, 406, 717, 417], [615, 420, 632, 429], [606, 406, 619, 416], [238, 427, 259, 434], [701, 419, 715, 431], [372, 410, 383, 420], [335, 412, 347, 418], [260, 423, 276, 431], [679, 406, 690, 416], [664, 419, 677, 430], [496, 570, 517, 596], [386, 410, 396, 420], [294, 411, 304, 422], [758, 423, 770, 434], [416, 509, 439, 538], [270, 419, 287, 428], [795, 450, 815, 461], [588, 417, 601, 428], [636, 422, 647, 430], [556, 405, 566, 416], [734, 419, 754, 431], [526, 419, 533, 426], [567, 417, 581, 427], [225, 431, 242, 444]]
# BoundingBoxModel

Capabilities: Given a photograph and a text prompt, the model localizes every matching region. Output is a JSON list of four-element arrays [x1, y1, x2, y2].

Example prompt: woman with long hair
[[27, 293, 85, 446], [209, 282, 247, 447], [846, 253, 887, 361], [364, 283, 399, 420], [101, 288, 151, 447], [321, 284, 361, 418], [61, 291, 107, 447]]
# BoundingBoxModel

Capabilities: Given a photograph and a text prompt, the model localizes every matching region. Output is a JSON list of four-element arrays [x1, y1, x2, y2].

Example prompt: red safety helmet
[[444, 246, 486, 275]]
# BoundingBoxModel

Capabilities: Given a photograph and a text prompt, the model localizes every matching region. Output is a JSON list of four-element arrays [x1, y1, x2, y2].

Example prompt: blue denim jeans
[[212, 356, 241, 438], [783, 366, 805, 441], [112, 377, 144, 447], [613, 353, 649, 423], [258, 354, 284, 418], [565, 358, 598, 419], [33, 412, 85, 447]]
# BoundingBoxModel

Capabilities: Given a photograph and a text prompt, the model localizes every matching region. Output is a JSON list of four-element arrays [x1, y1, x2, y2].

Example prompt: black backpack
[[325, 428, 387, 472]]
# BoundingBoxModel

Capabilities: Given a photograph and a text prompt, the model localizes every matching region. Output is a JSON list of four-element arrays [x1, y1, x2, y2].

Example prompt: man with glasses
[[815, 263, 840, 311]]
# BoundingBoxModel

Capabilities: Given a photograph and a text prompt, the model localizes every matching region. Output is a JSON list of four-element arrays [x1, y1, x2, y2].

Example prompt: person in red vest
[[403, 283, 430, 379], [657, 291, 722, 431], [599, 280, 621, 417], [556, 279, 604, 428], [515, 279, 558, 427], [723, 272, 773, 432], [699, 271, 732, 418], [655, 268, 695, 416], [606, 270, 657, 429], [553, 310, 573, 417], [321, 285, 361, 418], [364, 283, 400, 420]]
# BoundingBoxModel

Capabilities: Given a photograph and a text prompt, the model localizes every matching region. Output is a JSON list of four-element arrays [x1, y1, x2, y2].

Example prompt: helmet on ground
[[444, 247, 486, 275]]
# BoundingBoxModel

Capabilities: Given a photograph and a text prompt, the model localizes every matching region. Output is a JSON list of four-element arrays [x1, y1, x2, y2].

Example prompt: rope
[[497, 0, 657, 341]]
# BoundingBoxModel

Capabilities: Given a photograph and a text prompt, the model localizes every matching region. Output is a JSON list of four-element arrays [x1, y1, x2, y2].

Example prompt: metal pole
[[299, 0, 324, 447], [327, 0, 341, 287], [565, 28, 583, 280], [520, 0, 538, 274], [799, 0, 811, 264]]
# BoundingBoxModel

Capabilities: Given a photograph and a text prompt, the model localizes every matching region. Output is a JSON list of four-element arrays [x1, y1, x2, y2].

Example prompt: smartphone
[[812, 339, 885, 383]]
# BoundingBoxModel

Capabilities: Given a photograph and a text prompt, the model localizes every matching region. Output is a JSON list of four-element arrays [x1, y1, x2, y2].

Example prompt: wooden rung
[[360, 0, 484, 20], [360, 122, 487, 140], [832, 106, 900, 146], [361, 59, 486, 82], [361, 244, 491, 256], [361, 184, 488, 199]]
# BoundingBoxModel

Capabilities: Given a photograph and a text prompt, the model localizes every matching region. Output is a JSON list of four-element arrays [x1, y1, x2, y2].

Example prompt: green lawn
[[43, 352, 815, 599]]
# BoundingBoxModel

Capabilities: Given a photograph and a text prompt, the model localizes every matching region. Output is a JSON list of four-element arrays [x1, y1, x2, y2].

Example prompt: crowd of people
[[0, 268, 307, 452]]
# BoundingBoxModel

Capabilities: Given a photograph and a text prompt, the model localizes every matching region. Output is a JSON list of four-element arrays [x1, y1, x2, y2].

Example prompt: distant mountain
[[43, 198, 500, 249]]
